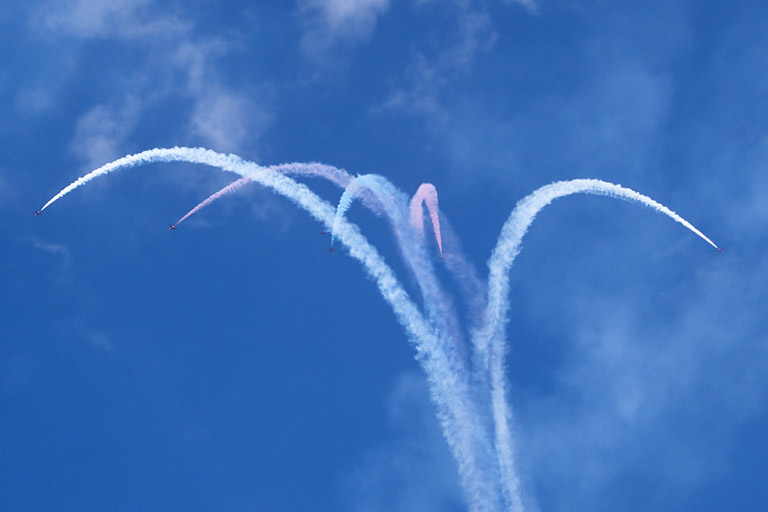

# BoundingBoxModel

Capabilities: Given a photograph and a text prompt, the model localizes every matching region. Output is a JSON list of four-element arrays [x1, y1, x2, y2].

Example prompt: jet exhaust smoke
[[410, 183, 443, 257], [41, 150, 720, 512]]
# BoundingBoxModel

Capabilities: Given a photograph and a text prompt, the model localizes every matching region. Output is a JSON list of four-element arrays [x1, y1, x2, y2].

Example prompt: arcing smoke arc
[[40, 147, 720, 512], [410, 183, 443, 257]]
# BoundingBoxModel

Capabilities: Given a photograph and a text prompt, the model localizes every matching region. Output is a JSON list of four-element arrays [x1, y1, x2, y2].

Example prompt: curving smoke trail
[[173, 169, 487, 335], [174, 176, 252, 227], [41, 152, 720, 512], [331, 175, 469, 361], [474, 179, 719, 512], [410, 183, 443, 257], [39, 147, 503, 512], [330, 174, 384, 248], [177, 166, 492, 390], [174, 170, 484, 367], [176, 166, 502, 505], [172, 162, 361, 228]]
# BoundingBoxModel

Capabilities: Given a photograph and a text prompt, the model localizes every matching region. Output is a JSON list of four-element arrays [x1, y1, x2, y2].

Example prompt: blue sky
[[2, 0, 767, 510]]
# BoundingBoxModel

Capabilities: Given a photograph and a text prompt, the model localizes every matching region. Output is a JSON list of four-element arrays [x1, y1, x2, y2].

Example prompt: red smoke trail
[[175, 176, 252, 227], [410, 183, 443, 257], [172, 164, 389, 230]]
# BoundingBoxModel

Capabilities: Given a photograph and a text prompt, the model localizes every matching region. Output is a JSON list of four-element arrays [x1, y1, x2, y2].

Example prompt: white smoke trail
[[175, 167, 486, 349], [172, 162, 362, 228], [332, 173, 503, 498], [40, 147, 502, 512], [330, 174, 383, 247], [332, 174, 470, 361], [476, 178, 719, 512], [172, 169, 482, 383], [178, 170, 500, 495]]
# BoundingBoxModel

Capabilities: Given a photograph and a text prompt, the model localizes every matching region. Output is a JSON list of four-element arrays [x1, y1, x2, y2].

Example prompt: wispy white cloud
[[514, 255, 768, 510], [15, 86, 55, 114], [378, 0, 498, 116], [188, 87, 270, 154], [299, 0, 391, 59], [26, 236, 71, 264], [0, 168, 18, 208], [70, 97, 143, 169], [32, 0, 270, 160], [502, 0, 538, 14], [25, 236, 73, 284], [38, 0, 189, 40], [89, 332, 115, 352]]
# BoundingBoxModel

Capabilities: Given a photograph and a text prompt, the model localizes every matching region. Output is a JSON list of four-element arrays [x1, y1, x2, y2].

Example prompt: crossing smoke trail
[[174, 168, 481, 368], [177, 168, 497, 472], [177, 169, 500, 502], [330, 175, 473, 370], [178, 168, 492, 390], [41, 151, 719, 512], [330, 175, 382, 248], [39, 147, 502, 512], [330, 173, 503, 502], [177, 168, 486, 341], [172, 162, 359, 228]]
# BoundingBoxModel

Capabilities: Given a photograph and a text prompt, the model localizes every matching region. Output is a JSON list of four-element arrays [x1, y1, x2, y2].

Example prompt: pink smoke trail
[[177, 168, 490, 419], [174, 176, 252, 227], [410, 183, 443, 257], [173, 164, 387, 230], [39, 147, 504, 512]]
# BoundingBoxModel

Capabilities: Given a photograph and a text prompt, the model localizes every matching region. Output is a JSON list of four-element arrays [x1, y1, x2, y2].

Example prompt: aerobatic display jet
[[35, 210, 42, 216], [320, 228, 328, 235], [328, 247, 334, 253], [717, 247, 724, 253], [169, 224, 176, 230]]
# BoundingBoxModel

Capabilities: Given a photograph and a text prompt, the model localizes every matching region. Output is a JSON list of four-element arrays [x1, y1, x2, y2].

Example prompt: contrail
[[40, 147, 503, 512], [410, 183, 443, 257], [475, 178, 720, 512]]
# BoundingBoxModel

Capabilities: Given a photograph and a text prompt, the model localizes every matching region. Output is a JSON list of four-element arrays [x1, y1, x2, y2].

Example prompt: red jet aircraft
[[169, 224, 176, 230], [35, 210, 42, 216]]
